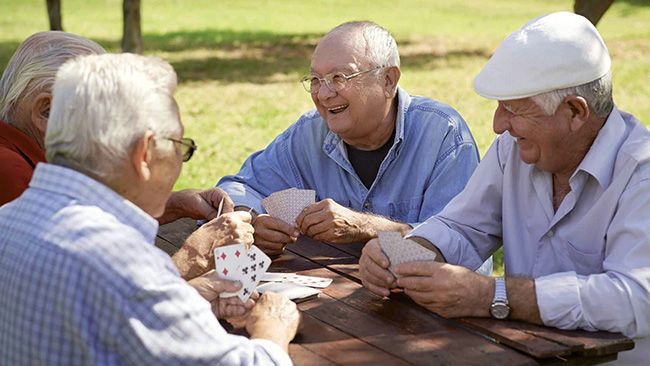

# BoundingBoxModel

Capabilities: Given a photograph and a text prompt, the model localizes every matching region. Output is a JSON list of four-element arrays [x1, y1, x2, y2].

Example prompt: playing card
[[378, 232, 437, 277], [214, 243, 247, 279], [261, 272, 333, 288], [262, 188, 315, 226], [256, 281, 321, 302], [217, 244, 271, 302]]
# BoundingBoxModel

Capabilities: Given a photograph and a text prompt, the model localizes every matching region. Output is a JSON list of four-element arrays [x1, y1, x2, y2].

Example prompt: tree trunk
[[46, 0, 63, 31], [574, 0, 615, 26], [122, 0, 143, 54]]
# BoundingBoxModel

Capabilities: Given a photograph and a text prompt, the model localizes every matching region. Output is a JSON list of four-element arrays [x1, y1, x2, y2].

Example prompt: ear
[[382, 66, 401, 98], [564, 96, 590, 132], [131, 130, 156, 182], [30, 92, 51, 136]]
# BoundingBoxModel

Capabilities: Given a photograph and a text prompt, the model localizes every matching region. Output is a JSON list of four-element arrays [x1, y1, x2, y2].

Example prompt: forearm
[[357, 213, 412, 242], [507, 277, 543, 324], [249, 325, 292, 353]]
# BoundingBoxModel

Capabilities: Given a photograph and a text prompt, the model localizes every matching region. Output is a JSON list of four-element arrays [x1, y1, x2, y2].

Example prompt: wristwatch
[[490, 277, 510, 320]]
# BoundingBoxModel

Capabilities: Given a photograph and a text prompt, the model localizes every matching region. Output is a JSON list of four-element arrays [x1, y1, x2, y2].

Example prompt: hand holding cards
[[262, 188, 316, 226], [214, 243, 271, 302], [378, 232, 437, 277]]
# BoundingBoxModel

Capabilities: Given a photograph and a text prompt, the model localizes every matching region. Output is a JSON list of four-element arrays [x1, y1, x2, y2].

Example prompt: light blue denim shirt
[[219, 87, 479, 226]]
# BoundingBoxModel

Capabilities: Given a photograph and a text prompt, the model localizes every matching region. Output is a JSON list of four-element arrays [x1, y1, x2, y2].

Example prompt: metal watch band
[[493, 277, 508, 304]]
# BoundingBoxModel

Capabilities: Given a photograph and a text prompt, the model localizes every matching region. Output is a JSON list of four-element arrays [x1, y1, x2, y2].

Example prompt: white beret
[[474, 11, 611, 100]]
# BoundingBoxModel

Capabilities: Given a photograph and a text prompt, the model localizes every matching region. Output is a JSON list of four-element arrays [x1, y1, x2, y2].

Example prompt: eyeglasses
[[165, 137, 197, 162], [300, 66, 383, 94]]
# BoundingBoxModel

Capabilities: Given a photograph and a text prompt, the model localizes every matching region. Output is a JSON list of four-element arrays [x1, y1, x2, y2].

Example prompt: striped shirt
[[0, 163, 291, 365]]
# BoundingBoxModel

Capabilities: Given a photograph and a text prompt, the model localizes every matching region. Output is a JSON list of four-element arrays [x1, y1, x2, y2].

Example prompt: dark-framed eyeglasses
[[165, 137, 197, 162], [300, 66, 383, 94]]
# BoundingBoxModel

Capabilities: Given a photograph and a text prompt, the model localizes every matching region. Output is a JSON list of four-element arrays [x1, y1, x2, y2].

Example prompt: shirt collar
[[29, 163, 159, 242], [0, 121, 46, 166], [323, 86, 410, 154], [573, 108, 626, 189]]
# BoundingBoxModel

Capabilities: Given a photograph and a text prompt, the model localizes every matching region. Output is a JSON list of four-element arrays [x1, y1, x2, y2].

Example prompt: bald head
[[313, 21, 400, 70]]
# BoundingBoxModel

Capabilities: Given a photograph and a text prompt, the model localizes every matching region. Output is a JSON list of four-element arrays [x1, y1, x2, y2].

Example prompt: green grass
[[2, 0, 650, 275]]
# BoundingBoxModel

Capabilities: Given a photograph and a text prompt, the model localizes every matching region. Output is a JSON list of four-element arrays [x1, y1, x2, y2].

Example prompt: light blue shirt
[[409, 109, 650, 365], [0, 163, 291, 366], [218, 87, 480, 227]]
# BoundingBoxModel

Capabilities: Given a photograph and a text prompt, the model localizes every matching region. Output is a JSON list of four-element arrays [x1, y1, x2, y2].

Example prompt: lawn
[[2, 0, 649, 274]]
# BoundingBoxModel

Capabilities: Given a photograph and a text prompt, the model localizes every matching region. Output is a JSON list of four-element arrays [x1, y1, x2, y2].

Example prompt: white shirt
[[409, 108, 650, 365]]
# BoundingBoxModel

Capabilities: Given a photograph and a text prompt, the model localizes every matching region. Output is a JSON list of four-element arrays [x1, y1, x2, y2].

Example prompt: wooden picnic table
[[156, 218, 634, 365]]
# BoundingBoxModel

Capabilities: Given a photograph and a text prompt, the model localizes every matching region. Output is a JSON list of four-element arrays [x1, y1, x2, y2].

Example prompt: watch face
[[491, 303, 510, 319]]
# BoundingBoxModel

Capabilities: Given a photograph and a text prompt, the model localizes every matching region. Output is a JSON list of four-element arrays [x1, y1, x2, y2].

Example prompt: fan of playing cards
[[262, 188, 316, 226], [214, 243, 271, 302], [378, 232, 438, 278]]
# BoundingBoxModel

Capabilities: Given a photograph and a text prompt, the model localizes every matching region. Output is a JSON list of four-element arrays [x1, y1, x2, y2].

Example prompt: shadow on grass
[[1, 28, 491, 84]]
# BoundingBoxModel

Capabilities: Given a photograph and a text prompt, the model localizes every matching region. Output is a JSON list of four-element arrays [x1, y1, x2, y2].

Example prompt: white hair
[[0, 31, 105, 123], [531, 72, 614, 119], [327, 21, 400, 68], [46, 54, 180, 179]]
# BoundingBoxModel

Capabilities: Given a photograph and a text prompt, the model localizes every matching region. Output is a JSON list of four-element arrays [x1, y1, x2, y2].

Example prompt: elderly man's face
[[493, 98, 576, 174], [309, 32, 391, 142]]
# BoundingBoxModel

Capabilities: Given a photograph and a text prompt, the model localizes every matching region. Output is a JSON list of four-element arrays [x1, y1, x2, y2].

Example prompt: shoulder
[[271, 109, 329, 148], [47, 207, 176, 296], [404, 94, 474, 143]]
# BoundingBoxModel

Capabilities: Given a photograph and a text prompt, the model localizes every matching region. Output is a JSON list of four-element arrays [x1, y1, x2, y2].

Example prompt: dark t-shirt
[[345, 128, 395, 189]]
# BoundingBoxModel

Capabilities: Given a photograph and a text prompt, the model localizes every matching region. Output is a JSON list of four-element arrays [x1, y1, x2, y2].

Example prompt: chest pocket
[[389, 195, 424, 223], [562, 239, 605, 275]]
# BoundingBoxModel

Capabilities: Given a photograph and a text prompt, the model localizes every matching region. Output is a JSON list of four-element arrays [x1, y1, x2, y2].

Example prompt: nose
[[315, 82, 336, 102], [493, 105, 512, 135]]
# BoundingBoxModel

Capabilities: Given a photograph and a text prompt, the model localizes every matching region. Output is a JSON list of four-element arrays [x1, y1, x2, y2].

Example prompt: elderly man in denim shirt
[[218, 21, 489, 272]]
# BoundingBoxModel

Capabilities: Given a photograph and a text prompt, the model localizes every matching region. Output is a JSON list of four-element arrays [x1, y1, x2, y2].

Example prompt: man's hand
[[173, 211, 254, 280], [246, 292, 301, 353], [158, 188, 235, 224], [253, 214, 299, 256], [296, 199, 367, 243], [359, 238, 396, 296], [395, 261, 493, 318], [188, 271, 256, 320]]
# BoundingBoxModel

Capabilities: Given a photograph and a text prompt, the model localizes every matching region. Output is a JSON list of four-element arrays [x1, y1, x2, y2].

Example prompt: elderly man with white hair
[[0, 53, 299, 365], [218, 21, 491, 274], [0, 31, 247, 280], [359, 12, 650, 364]]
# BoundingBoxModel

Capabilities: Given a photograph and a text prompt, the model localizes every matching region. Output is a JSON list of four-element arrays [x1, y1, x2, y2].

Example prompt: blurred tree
[[122, 0, 143, 54], [46, 0, 63, 31], [574, 0, 614, 26]]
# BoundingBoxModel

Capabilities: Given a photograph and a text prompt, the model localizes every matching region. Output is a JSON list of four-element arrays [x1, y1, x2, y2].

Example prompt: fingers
[[225, 210, 252, 224], [394, 260, 441, 277], [295, 201, 323, 228], [296, 202, 328, 235], [359, 239, 395, 296], [253, 215, 297, 254]]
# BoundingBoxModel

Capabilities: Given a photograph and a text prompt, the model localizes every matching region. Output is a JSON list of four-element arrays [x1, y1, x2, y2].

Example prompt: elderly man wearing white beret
[[359, 11, 650, 364]]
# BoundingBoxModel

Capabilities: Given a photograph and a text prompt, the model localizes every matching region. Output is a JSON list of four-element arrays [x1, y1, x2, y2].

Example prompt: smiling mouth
[[327, 104, 348, 114]]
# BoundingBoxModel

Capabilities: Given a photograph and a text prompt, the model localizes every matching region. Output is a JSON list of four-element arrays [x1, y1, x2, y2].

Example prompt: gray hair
[[46, 54, 180, 179], [531, 72, 614, 119], [327, 21, 400, 68], [0, 31, 105, 123]]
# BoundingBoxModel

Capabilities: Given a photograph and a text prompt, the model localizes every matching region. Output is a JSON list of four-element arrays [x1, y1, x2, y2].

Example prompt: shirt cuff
[[535, 271, 591, 331], [249, 339, 293, 366]]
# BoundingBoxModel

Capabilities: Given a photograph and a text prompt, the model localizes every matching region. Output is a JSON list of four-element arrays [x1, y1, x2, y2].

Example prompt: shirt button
[[364, 202, 371, 210], [546, 230, 554, 238]]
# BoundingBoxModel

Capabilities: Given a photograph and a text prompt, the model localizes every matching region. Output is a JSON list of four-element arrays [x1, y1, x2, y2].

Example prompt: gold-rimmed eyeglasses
[[300, 66, 383, 94], [165, 137, 197, 162]]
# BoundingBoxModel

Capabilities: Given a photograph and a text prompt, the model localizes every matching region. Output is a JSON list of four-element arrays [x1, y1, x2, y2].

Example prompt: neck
[[11, 118, 44, 149], [345, 97, 398, 150]]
